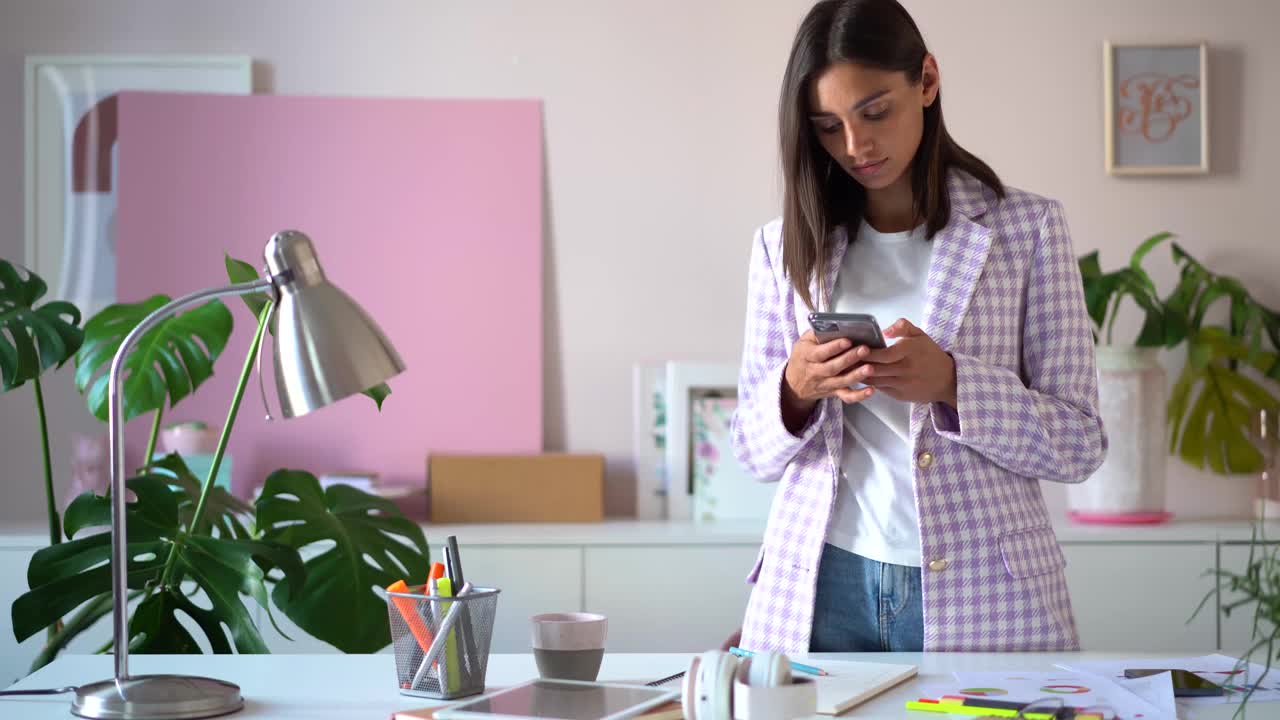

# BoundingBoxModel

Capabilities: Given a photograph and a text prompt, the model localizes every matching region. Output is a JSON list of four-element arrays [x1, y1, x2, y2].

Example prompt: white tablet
[[434, 678, 678, 720]]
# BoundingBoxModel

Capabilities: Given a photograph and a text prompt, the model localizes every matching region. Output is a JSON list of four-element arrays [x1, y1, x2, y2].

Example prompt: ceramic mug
[[530, 612, 607, 682]]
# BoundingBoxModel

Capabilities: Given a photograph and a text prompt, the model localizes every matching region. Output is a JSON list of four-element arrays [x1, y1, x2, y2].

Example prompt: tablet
[[434, 678, 678, 720]]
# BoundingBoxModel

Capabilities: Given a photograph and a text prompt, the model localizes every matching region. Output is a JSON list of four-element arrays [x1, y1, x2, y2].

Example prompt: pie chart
[[960, 688, 1009, 697], [1041, 685, 1090, 694]]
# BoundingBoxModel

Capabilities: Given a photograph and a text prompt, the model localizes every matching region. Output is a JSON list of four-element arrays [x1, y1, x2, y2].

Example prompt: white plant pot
[[1067, 346, 1171, 524]]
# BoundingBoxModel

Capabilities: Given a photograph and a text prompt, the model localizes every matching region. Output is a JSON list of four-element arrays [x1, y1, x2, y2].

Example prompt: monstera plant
[[4, 256, 422, 673], [1079, 235, 1280, 474]]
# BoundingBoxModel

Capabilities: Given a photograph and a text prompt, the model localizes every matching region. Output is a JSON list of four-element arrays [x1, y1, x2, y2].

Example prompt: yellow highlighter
[[436, 577, 461, 693], [906, 699, 1089, 720]]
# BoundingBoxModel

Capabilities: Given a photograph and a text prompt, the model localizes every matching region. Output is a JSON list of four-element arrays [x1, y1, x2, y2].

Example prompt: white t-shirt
[[824, 220, 931, 567]]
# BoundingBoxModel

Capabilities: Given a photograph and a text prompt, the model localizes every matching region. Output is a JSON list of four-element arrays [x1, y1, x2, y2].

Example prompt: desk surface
[[1, 651, 1246, 719]]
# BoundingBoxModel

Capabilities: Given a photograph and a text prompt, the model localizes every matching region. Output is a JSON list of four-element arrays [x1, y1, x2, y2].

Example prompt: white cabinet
[[1217, 542, 1278, 655], [1061, 543, 1217, 652], [0, 547, 44, 687], [584, 545, 758, 652], [0, 545, 117, 686]]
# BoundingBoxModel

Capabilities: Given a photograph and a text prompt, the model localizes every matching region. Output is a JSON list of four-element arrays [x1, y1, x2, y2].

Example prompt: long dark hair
[[779, 0, 1004, 310]]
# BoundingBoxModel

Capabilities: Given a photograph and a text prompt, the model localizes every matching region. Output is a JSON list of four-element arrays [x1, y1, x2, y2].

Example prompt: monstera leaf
[[224, 253, 393, 410], [11, 471, 304, 654], [256, 470, 429, 652], [1168, 327, 1280, 474], [0, 259, 83, 391], [75, 295, 234, 422], [149, 453, 254, 539]]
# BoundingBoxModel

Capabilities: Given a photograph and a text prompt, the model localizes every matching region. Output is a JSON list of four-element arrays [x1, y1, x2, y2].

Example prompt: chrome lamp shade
[[266, 230, 405, 417], [75, 230, 404, 719]]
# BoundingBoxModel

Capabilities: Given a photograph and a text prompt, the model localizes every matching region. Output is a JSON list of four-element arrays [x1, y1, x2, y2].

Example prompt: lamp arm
[[108, 277, 273, 681]]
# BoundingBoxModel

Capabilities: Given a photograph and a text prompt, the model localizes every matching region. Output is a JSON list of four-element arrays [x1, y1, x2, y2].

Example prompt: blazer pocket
[[999, 526, 1067, 579]]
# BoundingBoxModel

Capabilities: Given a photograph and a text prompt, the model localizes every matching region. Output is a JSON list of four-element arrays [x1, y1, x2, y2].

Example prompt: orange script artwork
[[1117, 73, 1199, 143]]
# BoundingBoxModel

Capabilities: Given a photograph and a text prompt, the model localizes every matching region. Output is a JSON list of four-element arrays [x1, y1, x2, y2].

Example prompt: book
[[390, 700, 682, 719], [807, 659, 917, 715]]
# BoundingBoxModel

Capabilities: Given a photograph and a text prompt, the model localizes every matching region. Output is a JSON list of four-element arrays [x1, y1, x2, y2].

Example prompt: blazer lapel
[[922, 172, 995, 352]]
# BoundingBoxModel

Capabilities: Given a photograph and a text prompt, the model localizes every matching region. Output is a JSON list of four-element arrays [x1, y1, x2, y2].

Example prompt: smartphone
[[808, 312, 887, 349], [1123, 669, 1225, 697]]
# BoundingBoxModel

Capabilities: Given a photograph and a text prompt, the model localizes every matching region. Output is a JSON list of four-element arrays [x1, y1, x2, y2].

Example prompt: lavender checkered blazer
[[731, 171, 1107, 652]]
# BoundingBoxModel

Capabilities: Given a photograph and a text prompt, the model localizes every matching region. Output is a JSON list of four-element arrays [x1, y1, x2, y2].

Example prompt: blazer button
[[916, 452, 935, 469], [928, 558, 949, 572]]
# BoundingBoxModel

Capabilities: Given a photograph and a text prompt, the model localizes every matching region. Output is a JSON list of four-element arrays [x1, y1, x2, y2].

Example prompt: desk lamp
[[72, 230, 405, 719]]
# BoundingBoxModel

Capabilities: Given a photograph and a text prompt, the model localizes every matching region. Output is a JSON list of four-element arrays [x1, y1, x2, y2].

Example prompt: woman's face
[[807, 57, 939, 192]]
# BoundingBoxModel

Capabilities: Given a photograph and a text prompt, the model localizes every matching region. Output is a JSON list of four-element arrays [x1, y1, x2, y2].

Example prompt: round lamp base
[[72, 674, 243, 720]]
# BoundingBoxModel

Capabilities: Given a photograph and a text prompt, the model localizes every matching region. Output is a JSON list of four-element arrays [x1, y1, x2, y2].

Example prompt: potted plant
[[1, 255, 422, 674], [1075, 233, 1184, 523], [1077, 236, 1280, 523]]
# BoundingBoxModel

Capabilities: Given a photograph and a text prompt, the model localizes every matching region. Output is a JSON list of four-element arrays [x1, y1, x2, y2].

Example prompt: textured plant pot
[[159, 423, 219, 456], [1068, 346, 1171, 523]]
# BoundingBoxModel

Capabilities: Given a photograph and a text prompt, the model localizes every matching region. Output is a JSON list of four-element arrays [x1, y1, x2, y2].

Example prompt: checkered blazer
[[732, 171, 1107, 652]]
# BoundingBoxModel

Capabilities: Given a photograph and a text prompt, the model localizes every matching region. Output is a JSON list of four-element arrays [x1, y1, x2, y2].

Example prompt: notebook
[[807, 659, 918, 715]]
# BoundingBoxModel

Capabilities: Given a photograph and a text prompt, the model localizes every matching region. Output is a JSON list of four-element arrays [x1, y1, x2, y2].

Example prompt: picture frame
[[690, 393, 774, 525], [631, 364, 668, 521], [24, 54, 252, 315], [1103, 41, 1209, 175], [663, 362, 738, 522]]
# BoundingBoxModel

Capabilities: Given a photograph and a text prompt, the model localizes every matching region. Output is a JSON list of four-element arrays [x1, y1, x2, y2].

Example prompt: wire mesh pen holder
[[387, 585, 501, 700]]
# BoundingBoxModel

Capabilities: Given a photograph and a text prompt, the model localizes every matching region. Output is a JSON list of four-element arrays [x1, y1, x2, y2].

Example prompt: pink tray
[[1067, 510, 1174, 525]]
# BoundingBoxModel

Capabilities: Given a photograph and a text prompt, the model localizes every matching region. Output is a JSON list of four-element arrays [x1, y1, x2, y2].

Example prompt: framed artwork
[[690, 395, 775, 525], [631, 364, 668, 521], [665, 362, 757, 523], [1104, 41, 1208, 175], [24, 55, 252, 315]]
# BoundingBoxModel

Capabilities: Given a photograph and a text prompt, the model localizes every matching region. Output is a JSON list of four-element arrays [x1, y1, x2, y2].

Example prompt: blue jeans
[[809, 543, 924, 652]]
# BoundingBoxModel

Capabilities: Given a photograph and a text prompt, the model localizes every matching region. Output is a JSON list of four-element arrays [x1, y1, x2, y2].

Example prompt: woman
[[730, 0, 1107, 653]]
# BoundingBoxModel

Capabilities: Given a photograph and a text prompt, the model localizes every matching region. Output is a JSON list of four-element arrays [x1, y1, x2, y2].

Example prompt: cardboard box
[[428, 453, 604, 523]]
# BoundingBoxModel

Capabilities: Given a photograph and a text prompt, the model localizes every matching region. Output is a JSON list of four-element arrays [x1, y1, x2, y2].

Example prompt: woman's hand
[[860, 318, 958, 407], [781, 331, 878, 433]]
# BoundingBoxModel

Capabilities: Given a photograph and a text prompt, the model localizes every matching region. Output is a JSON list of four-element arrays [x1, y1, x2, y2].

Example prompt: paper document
[[1057, 653, 1280, 706], [937, 671, 1170, 719]]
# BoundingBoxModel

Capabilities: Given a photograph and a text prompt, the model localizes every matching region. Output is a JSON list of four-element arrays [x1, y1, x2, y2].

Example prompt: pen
[[410, 581, 473, 691], [728, 646, 829, 676], [446, 536, 481, 678]]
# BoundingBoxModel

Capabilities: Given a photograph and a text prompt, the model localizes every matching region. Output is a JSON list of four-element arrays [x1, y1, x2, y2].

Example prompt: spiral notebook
[[807, 659, 918, 714]]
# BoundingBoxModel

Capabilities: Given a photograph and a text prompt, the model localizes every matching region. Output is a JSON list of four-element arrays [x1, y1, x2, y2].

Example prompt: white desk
[[1, 652, 1246, 719]]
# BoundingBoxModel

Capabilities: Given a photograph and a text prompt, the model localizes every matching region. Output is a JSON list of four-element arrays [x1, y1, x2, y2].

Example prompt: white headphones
[[681, 650, 792, 720]]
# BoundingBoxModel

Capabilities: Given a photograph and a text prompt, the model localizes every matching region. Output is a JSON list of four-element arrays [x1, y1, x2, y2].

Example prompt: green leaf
[[1081, 269, 1121, 330], [0, 260, 84, 391], [1078, 251, 1102, 280], [76, 295, 234, 422], [1130, 232, 1174, 275], [147, 453, 254, 540], [256, 470, 430, 652], [13, 465, 300, 653], [1167, 366, 1195, 452], [1179, 385, 1213, 469], [362, 383, 392, 410], [130, 588, 233, 654], [224, 254, 272, 328], [1168, 335, 1280, 474]]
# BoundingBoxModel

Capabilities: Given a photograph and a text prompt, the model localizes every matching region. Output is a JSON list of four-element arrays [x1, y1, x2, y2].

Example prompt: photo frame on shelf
[[664, 362, 773, 524], [1103, 41, 1209, 175], [631, 364, 668, 521], [24, 54, 252, 316], [690, 393, 775, 525]]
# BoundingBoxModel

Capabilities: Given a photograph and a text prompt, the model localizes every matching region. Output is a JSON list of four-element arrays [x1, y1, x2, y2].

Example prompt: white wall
[[1, 0, 1277, 525]]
